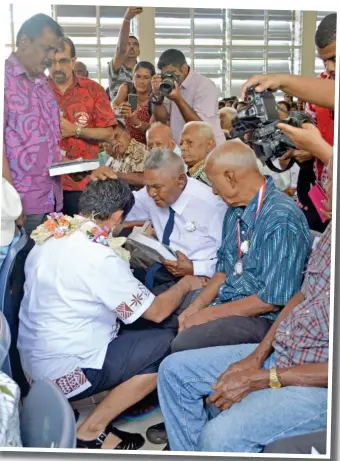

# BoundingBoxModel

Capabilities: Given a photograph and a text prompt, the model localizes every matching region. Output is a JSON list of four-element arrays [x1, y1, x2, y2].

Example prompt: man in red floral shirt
[[48, 37, 117, 215]]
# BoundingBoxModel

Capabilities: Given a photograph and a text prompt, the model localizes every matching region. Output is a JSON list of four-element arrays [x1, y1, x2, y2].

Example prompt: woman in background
[[112, 61, 155, 145]]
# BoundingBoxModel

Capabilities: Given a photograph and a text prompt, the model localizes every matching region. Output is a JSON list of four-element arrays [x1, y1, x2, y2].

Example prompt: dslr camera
[[232, 87, 312, 172], [159, 72, 181, 97]]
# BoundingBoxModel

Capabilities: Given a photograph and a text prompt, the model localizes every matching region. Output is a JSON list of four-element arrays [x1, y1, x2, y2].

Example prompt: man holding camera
[[150, 49, 225, 147]]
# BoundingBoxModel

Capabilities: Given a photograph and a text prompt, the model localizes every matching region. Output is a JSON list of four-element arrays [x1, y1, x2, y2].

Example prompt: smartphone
[[128, 94, 138, 111]]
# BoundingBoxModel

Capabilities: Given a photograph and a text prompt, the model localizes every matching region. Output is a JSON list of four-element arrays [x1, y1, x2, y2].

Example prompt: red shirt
[[49, 74, 117, 191], [305, 72, 334, 184]]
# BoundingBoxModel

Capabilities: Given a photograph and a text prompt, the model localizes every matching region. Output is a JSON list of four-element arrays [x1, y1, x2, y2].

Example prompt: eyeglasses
[[46, 58, 72, 68]]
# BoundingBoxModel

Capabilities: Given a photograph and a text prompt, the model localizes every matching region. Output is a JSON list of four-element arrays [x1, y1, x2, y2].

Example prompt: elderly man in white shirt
[[126, 148, 228, 293], [17, 178, 205, 451]]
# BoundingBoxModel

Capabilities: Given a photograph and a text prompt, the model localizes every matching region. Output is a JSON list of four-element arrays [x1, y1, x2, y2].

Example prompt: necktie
[[144, 207, 175, 289]]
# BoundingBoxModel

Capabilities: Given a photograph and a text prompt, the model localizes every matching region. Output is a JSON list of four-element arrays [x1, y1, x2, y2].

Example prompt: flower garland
[[31, 213, 130, 262]]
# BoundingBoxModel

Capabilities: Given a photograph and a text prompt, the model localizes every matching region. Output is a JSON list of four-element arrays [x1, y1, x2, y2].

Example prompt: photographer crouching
[[150, 49, 225, 147]]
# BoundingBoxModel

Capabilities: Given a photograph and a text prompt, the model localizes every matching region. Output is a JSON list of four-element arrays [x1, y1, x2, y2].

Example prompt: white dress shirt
[[17, 226, 154, 382], [256, 159, 301, 191], [127, 177, 228, 277]]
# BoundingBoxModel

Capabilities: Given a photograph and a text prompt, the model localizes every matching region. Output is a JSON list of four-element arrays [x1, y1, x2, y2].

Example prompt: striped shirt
[[108, 61, 133, 101], [215, 177, 310, 320], [273, 222, 331, 367]]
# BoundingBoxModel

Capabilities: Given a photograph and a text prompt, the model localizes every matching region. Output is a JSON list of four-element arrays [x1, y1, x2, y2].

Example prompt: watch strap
[[269, 368, 281, 389], [150, 92, 164, 105], [75, 126, 82, 138]]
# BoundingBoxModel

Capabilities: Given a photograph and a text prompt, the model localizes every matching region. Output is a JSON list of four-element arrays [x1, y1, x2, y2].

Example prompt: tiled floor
[[76, 404, 166, 451]]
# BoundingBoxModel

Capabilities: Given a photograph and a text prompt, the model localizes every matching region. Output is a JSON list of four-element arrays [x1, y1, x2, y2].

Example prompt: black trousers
[[171, 291, 273, 353]]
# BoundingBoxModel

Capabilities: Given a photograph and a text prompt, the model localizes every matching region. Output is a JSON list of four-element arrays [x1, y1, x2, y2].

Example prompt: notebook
[[49, 158, 99, 177], [128, 224, 177, 263]]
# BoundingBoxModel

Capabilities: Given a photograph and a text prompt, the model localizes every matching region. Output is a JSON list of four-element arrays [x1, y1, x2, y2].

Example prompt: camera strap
[[265, 158, 295, 173]]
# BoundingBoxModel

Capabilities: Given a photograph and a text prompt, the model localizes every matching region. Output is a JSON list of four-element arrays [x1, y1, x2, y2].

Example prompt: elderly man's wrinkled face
[[205, 161, 239, 206], [110, 126, 131, 157], [146, 126, 175, 151], [144, 169, 186, 207], [180, 127, 215, 168], [220, 112, 233, 131]]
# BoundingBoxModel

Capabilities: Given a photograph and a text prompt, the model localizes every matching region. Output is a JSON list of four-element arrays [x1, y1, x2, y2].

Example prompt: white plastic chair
[[20, 379, 76, 448]]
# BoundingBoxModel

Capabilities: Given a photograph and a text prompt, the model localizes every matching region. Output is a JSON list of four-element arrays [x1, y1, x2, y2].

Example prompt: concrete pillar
[[301, 11, 317, 77], [137, 7, 155, 64]]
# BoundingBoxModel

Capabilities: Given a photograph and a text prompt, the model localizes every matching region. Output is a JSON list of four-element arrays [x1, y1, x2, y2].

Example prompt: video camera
[[232, 87, 313, 173], [159, 72, 181, 97]]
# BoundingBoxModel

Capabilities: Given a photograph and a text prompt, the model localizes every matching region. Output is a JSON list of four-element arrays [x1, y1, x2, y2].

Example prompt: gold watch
[[75, 126, 82, 138], [269, 368, 281, 389]]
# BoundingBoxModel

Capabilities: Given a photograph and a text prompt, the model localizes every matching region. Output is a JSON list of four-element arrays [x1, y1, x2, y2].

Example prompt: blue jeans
[[158, 344, 328, 452]]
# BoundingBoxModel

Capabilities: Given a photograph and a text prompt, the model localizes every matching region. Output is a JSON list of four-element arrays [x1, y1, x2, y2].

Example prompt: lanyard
[[237, 181, 267, 259]]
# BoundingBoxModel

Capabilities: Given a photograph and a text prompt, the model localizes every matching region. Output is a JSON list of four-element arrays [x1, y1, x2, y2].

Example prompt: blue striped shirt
[[215, 176, 311, 320]]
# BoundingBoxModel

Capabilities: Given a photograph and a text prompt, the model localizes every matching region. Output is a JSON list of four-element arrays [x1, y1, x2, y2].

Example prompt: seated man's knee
[[171, 332, 190, 354], [199, 418, 234, 452], [199, 412, 248, 452], [158, 351, 188, 386], [171, 328, 201, 354]]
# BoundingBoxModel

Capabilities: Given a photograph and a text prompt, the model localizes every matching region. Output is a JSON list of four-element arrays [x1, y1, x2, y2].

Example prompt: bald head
[[182, 121, 215, 141], [146, 122, 176, 151], [205, 140, 265, 208], [206, 139, 259, 171]]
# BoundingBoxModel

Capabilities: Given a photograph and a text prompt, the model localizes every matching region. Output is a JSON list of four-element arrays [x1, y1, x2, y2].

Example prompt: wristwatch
[[150, 92, 164, 105], [75, 126, 82, 138], [269, 368, 281, 389]]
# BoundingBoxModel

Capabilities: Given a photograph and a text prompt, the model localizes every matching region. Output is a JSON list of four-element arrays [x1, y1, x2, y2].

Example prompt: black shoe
[[146, 422, 168, 444], [163, 442, 170, 451], [77, 424, 145, 450]]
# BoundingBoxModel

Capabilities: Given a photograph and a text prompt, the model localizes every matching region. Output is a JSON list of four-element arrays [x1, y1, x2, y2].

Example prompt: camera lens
[[159, 79, 174, 96]]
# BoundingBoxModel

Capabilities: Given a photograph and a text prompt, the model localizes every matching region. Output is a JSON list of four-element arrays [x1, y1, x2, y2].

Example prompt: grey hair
[[208, 139, 259, 170], [146, 121, 174, 137], [145, 148, 186, 175], [219, 107, 237, 120], [182, 121, 215, 141]]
